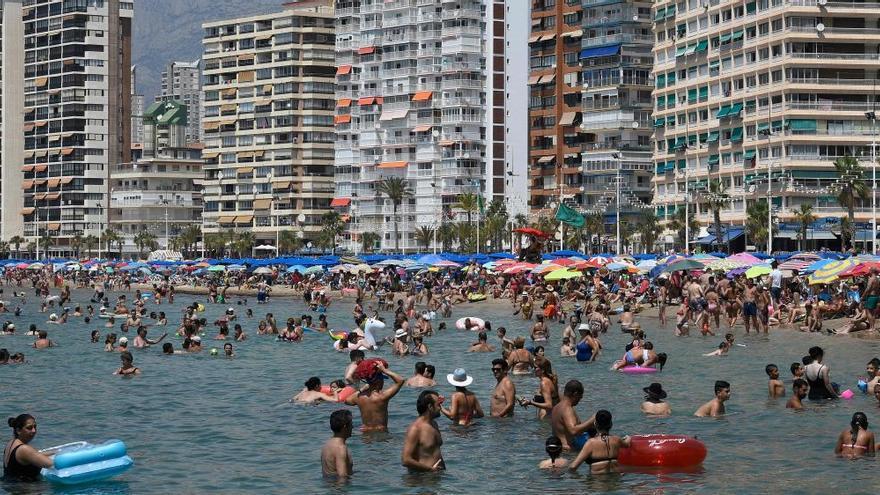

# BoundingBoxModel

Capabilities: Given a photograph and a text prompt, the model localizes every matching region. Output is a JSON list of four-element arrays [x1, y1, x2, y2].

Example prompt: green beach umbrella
[[745, 264, 772, 279]]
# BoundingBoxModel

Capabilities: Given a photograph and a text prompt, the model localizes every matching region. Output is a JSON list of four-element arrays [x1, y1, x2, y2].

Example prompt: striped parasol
[[807, 259, 859, 285], [704, 258, 749, 272], [777, 252, 822, 272]]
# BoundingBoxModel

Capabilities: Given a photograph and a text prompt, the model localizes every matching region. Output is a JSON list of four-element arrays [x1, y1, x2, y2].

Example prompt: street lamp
[[866, 110, 877, 254], [613, 152, 622, 255], [266, 169, 278, 252], [96, 202, 103, 260]]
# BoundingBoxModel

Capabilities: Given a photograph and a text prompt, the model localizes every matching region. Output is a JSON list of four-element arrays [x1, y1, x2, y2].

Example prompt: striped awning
[[253, 198, 272, 209]]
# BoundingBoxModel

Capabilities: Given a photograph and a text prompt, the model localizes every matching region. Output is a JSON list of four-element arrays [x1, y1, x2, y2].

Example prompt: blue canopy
[[548, 250, 585, 258], [695, 228, 744, 245], [580, 44, 621, 59]]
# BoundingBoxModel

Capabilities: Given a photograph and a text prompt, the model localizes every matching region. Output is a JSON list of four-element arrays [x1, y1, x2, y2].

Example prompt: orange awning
[[218, 216, 235, 224], [33, 193, 47, 200], [21, 180, 34, 189], [337, 98, 352, 108], [60, 177, 73, 185], [238, 71, 255, 82], [438, 140, 454, 146], [34, 77, 48, 87], [273, 181, 290, 190], [21, 208, 35, 215], [413, 125, 433, 132], [237, 167, 254, 174], [336, 65, 352, 75], [47, 179, 61, 187], [21, 165, 35, 172], [60, 148, 74, 155], [253, 199, 272, 209], [412, 91, 433, 102], [235, 215, 253, 224], [330, 197, 351, 207], [44, 193, 60, 200], [358, 97, 377, 105], [34, 164, 48, 172], [35, 121, 47, 127], [335, 115, 352, 124], [357, 46, 375, 55], [340, 214, 351, 222], [377, 161, 407, 169], [46, 223, 61, 231], [23, 124, 35, 132]]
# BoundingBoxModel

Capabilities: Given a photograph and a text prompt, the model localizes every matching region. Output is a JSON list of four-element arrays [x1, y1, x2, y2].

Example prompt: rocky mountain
[[132, 0, 286, 101]]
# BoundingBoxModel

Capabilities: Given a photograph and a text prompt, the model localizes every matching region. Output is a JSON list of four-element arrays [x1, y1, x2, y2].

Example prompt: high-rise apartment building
[[651, 0, 880, 251], [21, 0, 133, 253], [131, 64, 144, 146], [1, 0, 25, 242], [201, 1, 336, 246], [529, 0, 654, 250], [334, 0, 529, 253], [157, 59, 201, 144]]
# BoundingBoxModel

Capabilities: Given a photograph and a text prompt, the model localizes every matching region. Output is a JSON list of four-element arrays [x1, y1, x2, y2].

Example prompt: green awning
[[756, 122, 770, 133], [676, 23, 686, 35], [707, 130, 720, 143], [688, 88, 697, 103], [731, 30, 744, 41], [719, 33, 732, 43], [688, 134, 697, 146], [684, 43, 698, 56], [790, 170, 841, 179], [667, 72, 676, 84], [666, 160, 676, 170], [716, 105, 730, 118], [699, 132, 709, 143], [787, 119, 817, 131], [746, 2, 757, 13], [654, 7, 666, 21], [708, 154, 720, 165], [666, 116, 676, 125], [730, 127, 743, 142], [656, 74, 666, 88], [674, 137, 687, 150], [656, 95, 666, 107], [676, 45, 687, 57], [654, 118, 666, 127], [698, 86, 709, 100], [727, 102, 743, 117], [743, 149, 756, 160], [678, 159, 687, 169], [772, 120, 784, 132], [709, 59, 720, 69], [695, 39, 708, 53], [667, 5, 676, 16]]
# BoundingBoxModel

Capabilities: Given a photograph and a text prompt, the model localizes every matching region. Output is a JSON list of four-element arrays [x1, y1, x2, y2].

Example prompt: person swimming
[[538, 436, 568, 469]]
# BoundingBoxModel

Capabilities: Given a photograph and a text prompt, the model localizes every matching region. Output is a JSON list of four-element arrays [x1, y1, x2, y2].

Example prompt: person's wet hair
[[162, 343, 173, 354], [793, 378, 808, 391], [714, 380, 730, 394], [790, 362, 802, 375], [809, 346, 824, 361], [802, 355, 812, 366], [765, 364, 778, 376], [850, 412, 869, 446], [7, 414, 34, 437], [657, 353, 668, 370], [564, 379, 584, 397], [329, 409, 352, 434], [869, 358, 880, 369], [595, 409, 612, 432], [416, 390, 439, 415], [414, 361, 426, 374], [425, 365, 435, 378], [545, 436, 562, 461], [492, 358, 508, 371], [305, 377, 321, 391]]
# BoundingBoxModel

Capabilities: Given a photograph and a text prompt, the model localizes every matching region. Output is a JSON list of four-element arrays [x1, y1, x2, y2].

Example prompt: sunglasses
[[491, 367, 503, 372]]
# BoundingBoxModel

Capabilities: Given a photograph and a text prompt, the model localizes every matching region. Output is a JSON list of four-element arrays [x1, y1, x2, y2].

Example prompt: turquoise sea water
[[2, 290, 880, 494]]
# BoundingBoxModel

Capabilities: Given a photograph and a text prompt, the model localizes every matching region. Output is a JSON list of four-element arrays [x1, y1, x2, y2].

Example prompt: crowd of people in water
[[4, 251, 880, 483]]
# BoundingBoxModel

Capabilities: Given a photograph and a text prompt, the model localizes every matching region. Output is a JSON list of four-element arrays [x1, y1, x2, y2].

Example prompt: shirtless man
[[786, 379, 808, 410], [741, 279, 760, 333], [755, 285, 771, 333], [405, 362, 436, 387], [507, 337, 533, 375], [321, 410, 353, 478], [530, 316, 548, 342], [293, 377, 335, 404], [401, 390, 446, 472], [490, 359, 516, 417], [687, 277, 704, 324], [344, 362, 405, 432], [550, 380, 596, 451], [694, 380, 730, 417], [468, 332, 495, 353], [32, 330, 54, 349], [863, 267, 880, 331], [344, 350, 365, 385], [133, 328, 167, 349]]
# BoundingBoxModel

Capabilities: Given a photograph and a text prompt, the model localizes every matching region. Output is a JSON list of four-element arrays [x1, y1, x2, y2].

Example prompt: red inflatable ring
[[618, 434, 707, 467]]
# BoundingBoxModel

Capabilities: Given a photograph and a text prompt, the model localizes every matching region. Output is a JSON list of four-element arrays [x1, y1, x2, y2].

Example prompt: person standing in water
[[538, 436, 568, 469], [694, 380, 730, 417], [3, 414, 54, 482], [490, 359, 516, 417], [321, 410, 353, 479], [568, 410, 631, 474], [550, 380, 596, 451], [834, 412, 875, 458], [344, 362, 405, 432], [804, 346, 838, 401], [401, 390, 445, 472], [640, 383, 671, 416], [442, 368, 484, 426], [786, 379, 808, 410]]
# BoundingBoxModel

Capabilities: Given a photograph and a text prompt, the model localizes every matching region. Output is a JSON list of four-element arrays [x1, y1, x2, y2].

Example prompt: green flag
[[555, 203, 585, 228], [478, 195, 485, 215]]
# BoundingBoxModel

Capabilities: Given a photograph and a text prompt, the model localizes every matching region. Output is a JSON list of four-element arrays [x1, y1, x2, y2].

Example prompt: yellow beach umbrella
[[544, 269, 583, 281], [808, 259, 858, 285]]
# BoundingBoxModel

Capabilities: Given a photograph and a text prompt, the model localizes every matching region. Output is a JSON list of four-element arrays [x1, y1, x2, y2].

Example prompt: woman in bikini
[[519, 359, 560, 420], [834, 412, 875, 458], [568, 410, 630, 474], [113, 351, 141, 376]]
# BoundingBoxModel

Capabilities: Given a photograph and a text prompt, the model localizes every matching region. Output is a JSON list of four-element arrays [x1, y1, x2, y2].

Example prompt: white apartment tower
[[334, 0, 528, 253], [157, 58, 202, 144], [21, 0, 133, 253], [1, 0, 25, 242], [131, 64, 144, 146]]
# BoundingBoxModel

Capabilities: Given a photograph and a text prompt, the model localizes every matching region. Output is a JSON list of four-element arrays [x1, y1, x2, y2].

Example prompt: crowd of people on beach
[[4, 248, 880, 484]]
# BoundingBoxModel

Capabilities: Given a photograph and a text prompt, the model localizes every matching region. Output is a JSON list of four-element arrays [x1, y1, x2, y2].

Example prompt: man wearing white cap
[[441, 368, 483, 426], [392, 329, 409, 356]]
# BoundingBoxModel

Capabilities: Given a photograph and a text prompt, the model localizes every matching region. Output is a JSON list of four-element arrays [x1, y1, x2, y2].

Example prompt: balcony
[[582, 33, 653, 48]]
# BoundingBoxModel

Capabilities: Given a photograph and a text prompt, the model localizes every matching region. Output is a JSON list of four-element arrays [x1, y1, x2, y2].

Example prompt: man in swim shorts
[[550, 379, 596, 451], [344, 362, 404, 432], [742, 279, 759, 334], [490, 359, 516, 417], [321, 410, 353, 478], [863, 267, 880, 331]]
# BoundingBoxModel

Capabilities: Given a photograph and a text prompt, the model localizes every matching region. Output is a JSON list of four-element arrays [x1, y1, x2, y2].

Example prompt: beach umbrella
[[662, 259, 704, 273], [433, 260, 461, 268], [588, 256, 611, 266], [253, 267, 273, 275], [286, 264, 307, 273], [104, 267, 114, 273], [778, 255, 821, 272], [417, 254, 445, 265], [339, 255, 364, 265], [226, 264, 246, 271], [502, 263, 534, 275], [745, 264, 772, 279], [704, 258, 748, 272], [329, 264, 350, 273], [405, 264, 428, 272], [635, 260, 657, 272], [808, 259, 859, 285], [207, 265, 226, 272], [27, 262, 45, 269], [138, 267, 153, 275], [349, 263, 373, 274], [726, 252, 763, 266], [513, 227, 550, 238], [838, 261, 880, 279], [606, 262, 634, 272], [303, 265, 324, 275], [533, 263, 563, 274], [544, 268, 583, 281], [801, 258, 836, 274]]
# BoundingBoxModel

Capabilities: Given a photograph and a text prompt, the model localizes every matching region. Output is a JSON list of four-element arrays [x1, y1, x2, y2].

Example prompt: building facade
[[1, 0, 25, 242], [334, 0, 528, 253], [157, 58, 202, 144], [651, 0, 880, 250], [131, 64, 144, 146], [21, 0, 132, 253], [201, 1, 336, 246]]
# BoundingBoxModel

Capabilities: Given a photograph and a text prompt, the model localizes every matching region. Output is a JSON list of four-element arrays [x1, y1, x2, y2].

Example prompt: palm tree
[[318, 210, 344, 253], [25, 242, 36, 259], [583, 213, 604, 254], [70, 234, 84, 259], [414, 225, 435, 251], [706, 179, 732, 253], [636, 213, 660, 254], [205, 233, 227, 257], [513, 213, 528, 229], [438, 223, 457, 252], [278, 230, 301, 255], [376, 177, 414, 253], [455, 192, 481, 250], [485, 199, 509, 250], [563, 226, 583, 252], [38, 232, 53, 256], [360, 232, 380, 253], [746, 199, 769, 252], [236, 231, 256, 257], [9, 235, 24, 257], [178, 225, 201, 258], [101, 229, 120, 258], [794, 203, 817, 251], [838, 217, 854, 252], [668, 206, 698, 252], [833, 156, 868, 250], [133, 231, 158, 258], [0, 242, 9, 259], [82, 235, 98, 258]]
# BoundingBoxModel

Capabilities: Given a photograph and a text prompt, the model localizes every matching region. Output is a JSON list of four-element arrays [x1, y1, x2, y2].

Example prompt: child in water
[[538, 436, 568, 469], [790, 362, 805, 381], [766, 364, 785, 398], [675, 299, 689, 336]]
